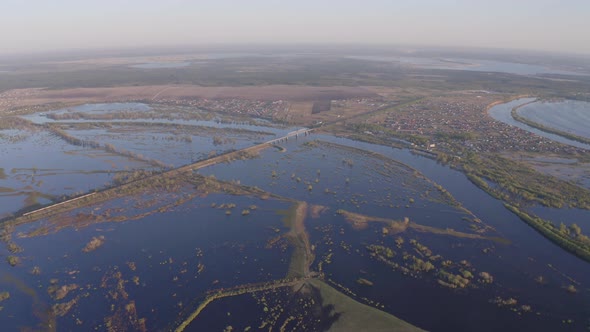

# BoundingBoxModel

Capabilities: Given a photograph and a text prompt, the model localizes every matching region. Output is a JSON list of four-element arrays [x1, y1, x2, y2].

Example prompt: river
[[488, 98, 590, 150]]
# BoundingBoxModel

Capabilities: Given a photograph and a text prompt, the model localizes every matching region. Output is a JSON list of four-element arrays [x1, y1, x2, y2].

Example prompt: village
[[378, 94, 587, 155], [156, 97, 290, 119]]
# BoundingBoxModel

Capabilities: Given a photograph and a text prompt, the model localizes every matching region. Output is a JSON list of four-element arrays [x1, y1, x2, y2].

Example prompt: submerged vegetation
[[0, 291, 9, 302], [2, 84, 590, 331], [463, 153, 590, 209], [339, 116, 590, 265], [6, 256, 20, 267], [335, 209, 502, 242], [82, 236, 105, 253], [505, 204, 590, 263]]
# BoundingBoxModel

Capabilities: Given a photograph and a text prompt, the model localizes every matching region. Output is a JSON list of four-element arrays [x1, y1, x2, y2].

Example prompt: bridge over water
[[9, 128, 313, 223]]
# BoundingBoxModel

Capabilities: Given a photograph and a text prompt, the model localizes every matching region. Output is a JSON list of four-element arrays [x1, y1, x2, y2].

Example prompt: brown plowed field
[[1, 85, 379, 112]]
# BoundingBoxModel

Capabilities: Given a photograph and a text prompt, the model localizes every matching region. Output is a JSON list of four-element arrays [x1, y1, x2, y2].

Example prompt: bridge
[[266, 128, 312, 145], [11, 128, 313, 223]]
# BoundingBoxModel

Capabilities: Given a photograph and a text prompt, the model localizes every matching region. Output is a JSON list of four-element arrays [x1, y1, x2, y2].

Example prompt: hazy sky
[[1, 0, 589, 55]]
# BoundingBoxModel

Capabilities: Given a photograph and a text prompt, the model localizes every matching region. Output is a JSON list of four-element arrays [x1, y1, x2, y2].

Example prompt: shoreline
[[510, 102, 590, 147]]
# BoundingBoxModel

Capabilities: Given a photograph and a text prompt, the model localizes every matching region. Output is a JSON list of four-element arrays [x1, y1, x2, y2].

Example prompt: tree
[[559, 222, 569, 235], [570, 224, 582, 237]]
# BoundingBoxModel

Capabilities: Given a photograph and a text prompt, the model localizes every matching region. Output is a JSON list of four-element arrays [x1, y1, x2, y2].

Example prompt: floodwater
[[518, 100, 590, 140], [3, 103, 295, 216], [64, 125, 272, 168], [23, 102, 293, 136], [0, 129, 153, 218], [3, 191, 293, 331], [1, 103, 590, 331], [348, 56, 588, 77], [200, 135, 590, 332], [488, 98, 590, 150], [130, 62, 191, 69], [529, 205, 590, 233]]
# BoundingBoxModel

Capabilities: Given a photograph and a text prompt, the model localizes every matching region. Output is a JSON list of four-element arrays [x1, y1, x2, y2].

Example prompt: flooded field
[[346, 56, 588, 76], [130, 62, 191, 69], [200, 135, 590, 331], [60, 123, 273, 168], [1, 103, 590, 331], [1, 177, 295, 331], [0, 103, 290, 216], [0, 129, 153, 218]]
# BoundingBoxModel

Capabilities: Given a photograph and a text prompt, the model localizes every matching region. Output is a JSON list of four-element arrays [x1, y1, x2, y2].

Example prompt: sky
[[1, 0, 589, 55]]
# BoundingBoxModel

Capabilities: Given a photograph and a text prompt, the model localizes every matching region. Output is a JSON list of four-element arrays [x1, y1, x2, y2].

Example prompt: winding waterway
[[200, 133, 590, 332], [518, 100, 590, 140], [3, 103, 590, 331], [488, 98, 590, 150]]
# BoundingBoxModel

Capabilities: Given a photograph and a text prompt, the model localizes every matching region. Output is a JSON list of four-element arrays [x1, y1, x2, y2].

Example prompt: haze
[[1, 0, 590, 55]]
